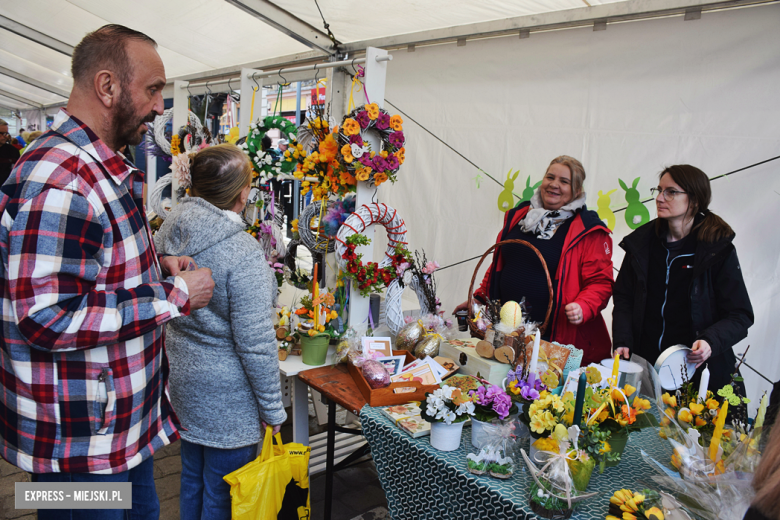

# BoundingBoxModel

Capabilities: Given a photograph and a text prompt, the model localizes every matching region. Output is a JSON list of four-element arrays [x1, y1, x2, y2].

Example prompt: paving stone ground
[[0, 404, 388, 520]]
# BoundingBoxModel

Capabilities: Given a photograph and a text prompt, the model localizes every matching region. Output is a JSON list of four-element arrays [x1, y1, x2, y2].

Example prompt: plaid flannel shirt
[[0, 110, 188, 474]]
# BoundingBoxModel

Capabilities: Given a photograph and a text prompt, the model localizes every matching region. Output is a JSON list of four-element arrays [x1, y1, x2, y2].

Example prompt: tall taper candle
[[611, 352, 620, 386], [572, 372, 587, 426], [698, 365, 710, 403], [709, 400, 728, 463], [528, 332, 541, 383], [312, 263, 319, 329]]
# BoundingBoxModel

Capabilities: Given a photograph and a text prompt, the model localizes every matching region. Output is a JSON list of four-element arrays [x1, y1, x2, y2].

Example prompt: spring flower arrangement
[[268, 261, 285, 292], [420, 385, 475, 425], [506, 364, 547, 403], [340, 233, 412, 297], [337, 104, 406, 187], [606, 488, 665, 520], [521, 391, 574, 440], [294, 292, 340, 337]]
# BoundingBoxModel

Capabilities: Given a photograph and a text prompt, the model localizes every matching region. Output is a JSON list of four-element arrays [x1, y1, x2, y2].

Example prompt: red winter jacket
[[474, 203, 614, 365]]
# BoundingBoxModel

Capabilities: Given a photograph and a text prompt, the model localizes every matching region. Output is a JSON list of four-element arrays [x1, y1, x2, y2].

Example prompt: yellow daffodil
[[307, 329, 317, 337], [662, 393, 677, 408], [706, 398, 719, 410], [689, 402, 705, 415], [644, 506, 664, 520], [633, 397, 651, 411], [678, 408, 693, 424], [622, 512, 638, 520], [623, 384, 636, 397]]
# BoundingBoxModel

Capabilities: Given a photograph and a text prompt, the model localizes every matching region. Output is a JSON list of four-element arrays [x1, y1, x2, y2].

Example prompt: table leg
[[292, 376, 310, 445], [324, 397, 336, 520]]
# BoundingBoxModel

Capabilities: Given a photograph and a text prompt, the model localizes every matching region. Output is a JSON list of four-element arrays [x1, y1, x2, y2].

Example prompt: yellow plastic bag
[[223, 427, 311, 520]]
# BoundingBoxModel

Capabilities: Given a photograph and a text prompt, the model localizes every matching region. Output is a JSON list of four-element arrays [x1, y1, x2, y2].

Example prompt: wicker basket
[[466, 239, 554, 341]]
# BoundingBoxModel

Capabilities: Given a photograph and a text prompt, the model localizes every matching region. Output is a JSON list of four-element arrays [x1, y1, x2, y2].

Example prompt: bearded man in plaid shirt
[[0, 25, 215, 519]]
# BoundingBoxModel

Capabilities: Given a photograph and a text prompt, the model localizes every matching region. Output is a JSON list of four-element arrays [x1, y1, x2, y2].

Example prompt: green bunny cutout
[[619, 177, 650, 229], [597, 189, 618, 230], [497, 169, 519, 212], [514, 176, 542, 207]]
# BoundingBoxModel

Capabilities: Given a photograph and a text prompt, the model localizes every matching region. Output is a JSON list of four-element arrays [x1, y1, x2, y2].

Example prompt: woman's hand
[[452, 301, 469, 314], [262, 421, 282, 436], [688, 339, 712, 368], [615, 347, 630, 360], [564, 302, 584, 325]]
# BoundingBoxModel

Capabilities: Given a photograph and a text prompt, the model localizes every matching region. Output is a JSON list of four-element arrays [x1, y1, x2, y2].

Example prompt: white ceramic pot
[[430, 421, 466, 451]]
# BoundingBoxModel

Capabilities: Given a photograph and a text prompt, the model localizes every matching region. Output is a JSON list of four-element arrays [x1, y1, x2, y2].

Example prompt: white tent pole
[[347, 46, 389, 331], [171, 80, 189, 206], [239, 68, 263, 138]]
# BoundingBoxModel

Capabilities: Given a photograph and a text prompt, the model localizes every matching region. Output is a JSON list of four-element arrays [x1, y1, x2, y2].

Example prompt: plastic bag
[[223, 427, 311, 520], [466, 421, 517, 479]]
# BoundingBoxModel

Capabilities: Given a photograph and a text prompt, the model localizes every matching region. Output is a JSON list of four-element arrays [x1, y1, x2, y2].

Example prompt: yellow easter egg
[[500, 301, 523, 329]]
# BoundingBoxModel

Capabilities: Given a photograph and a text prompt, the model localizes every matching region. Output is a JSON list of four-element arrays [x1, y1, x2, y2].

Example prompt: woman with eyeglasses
[[612, 164, 753, 394]]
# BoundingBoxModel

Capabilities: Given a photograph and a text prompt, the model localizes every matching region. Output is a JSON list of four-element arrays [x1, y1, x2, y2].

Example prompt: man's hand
[[615, 347, 630, 360], [565, 302, 584, 325], [177, 268, 214, 310], [161, 256, 198, 277], [262, 421, 282, 436], [452, 301, 469, 314], [688, 339, 712, 369]]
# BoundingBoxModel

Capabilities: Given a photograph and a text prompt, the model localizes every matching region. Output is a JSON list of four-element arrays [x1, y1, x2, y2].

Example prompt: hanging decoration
[[336, 104, 406, 188], [619, 177, 650, 229], [597, 189, 618, 230], [242, 116, 300, 183], [497, 169, 520, 212], [150, 108, 211, 156], [298, 197, 355, 254]]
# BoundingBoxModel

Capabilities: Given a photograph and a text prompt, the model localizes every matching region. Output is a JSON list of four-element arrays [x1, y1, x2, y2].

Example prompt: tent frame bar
[[179, 55, 392, 89]]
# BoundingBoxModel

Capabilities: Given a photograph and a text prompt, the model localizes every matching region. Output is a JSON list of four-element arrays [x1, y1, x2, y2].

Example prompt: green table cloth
[[360, 404, 672, 520]]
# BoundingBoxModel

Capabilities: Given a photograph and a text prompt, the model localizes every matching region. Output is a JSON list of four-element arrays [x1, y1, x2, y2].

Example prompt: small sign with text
[[16, 483, 132, 509]]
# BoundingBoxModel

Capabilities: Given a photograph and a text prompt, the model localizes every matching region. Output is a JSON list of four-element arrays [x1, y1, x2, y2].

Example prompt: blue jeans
[[32, 455, 159, 520], [179, 439, 257, 520]]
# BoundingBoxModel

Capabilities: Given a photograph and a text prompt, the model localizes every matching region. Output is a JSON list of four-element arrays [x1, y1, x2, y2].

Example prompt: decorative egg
[[500, 301, 523, 329], [362, 360, 390, 389], [396, 321, 424, 352], [414, 335, 441, 359]]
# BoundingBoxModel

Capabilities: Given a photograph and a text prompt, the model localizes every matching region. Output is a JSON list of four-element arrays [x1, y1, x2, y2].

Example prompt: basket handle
[[467, 239, 554, 337]]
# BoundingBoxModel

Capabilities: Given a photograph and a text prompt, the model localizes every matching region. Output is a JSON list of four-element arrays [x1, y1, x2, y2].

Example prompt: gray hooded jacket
[[154, 197, 286, 449]]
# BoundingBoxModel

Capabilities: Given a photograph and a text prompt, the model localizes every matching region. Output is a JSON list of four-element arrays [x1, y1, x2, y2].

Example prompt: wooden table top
[[297, 363, 367, 415]]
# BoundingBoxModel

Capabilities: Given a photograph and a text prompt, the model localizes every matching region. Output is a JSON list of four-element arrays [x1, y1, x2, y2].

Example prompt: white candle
[[528, 332, 541, 379], [698, 365, 710, 402]]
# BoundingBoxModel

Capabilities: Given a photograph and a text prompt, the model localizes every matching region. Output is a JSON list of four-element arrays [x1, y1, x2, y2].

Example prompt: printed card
[[362, 337, 392, 357], [380, 402, 422, 424], [398, 416, 431, 438], [375, 355, 407, 377]]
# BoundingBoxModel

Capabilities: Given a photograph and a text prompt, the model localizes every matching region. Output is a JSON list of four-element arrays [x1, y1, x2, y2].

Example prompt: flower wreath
[[294, 115, 356, 201], [242, 116, 299, 183], [337, 104, 406, 187]]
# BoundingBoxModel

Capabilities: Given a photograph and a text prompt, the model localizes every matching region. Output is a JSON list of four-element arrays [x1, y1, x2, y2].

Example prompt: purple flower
[[349, 134, 364, 146], [389, 131, 405, 148], [359, 155, 373, 167], [385, 154, 400, 170], [376, 112, 390, 130], [356, 111, 370, 129], [372, 156, 389, 172], [520, 386, 540, 401]]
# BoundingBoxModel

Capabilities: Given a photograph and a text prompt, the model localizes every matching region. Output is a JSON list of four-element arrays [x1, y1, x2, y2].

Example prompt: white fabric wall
[[376, 3, 780, 408]]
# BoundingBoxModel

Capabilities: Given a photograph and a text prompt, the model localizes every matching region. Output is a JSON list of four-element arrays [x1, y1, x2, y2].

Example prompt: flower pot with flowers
[[294, 291, 340, 366], [469, 382, 518, 448], [420, 385, 475, 451]]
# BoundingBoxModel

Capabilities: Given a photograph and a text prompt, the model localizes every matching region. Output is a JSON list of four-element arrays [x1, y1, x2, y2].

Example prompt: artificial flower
[[342, 118, 360, 136], [385, 154, 400, 170], [706, 398, 719, 410], [356, 111, 370, 129], [339, 171, 357, 186], [678, 409, 693, 424], [395, 147, 405, 165], [365, 103, 379, 120], [621, 405, 637, 425], [644, 507, 664, 520], [530, 414, 547, 435], [373, 172, 388, 185], [694, 417, 708, 427], [376, 112, 390, 130], [633, 397, 651, 411], [689, 402, 705, 415], [341, 144, 354, 163], [388, 130, 405, 148], [355, 167, 371, 182], [623, 384, 636, 397], [319, 133, 339, 158], [662, 393, 677, 408], [389, 114, 403, 131]]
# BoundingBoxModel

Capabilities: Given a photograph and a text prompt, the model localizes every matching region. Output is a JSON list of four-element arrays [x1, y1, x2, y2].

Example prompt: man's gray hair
[[0, 119, 8, 126]]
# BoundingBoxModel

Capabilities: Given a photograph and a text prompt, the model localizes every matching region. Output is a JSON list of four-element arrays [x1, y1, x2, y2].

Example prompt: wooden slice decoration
[[476, 340, 495, 359], [278, 350, 289, 361], [276, 327, 289, 340], [494, 346, 515, 364]]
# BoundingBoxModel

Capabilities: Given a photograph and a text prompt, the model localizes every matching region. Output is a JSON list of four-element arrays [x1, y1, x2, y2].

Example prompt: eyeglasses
[[650, 187, 686, 200], [0, 132, 9, 137]]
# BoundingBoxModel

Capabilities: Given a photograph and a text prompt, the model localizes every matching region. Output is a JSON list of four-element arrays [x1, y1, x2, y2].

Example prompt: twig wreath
[[336, 104, 406, 187], [242, 116, 299, 183], [152, 108, 210, 156]]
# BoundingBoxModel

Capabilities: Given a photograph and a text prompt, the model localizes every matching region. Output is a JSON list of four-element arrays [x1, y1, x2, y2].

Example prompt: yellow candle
[[611, 352, 620, 386], [709, 401, 728, 462], [312, 264, 319, 329]]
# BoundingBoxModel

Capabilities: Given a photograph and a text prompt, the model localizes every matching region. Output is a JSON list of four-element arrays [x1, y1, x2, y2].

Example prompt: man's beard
[[112, 88, 156, 149]]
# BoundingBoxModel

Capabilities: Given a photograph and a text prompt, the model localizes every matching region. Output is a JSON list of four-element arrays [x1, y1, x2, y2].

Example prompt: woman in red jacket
[[454, 156, 614, 365]]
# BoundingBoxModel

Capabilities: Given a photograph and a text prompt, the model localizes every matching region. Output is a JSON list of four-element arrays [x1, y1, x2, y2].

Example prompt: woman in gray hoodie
[[154, 144, 286, 520]]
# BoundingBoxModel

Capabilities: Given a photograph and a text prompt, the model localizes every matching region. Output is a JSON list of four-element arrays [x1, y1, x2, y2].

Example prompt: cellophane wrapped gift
[[466, 421, 518, 479]]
